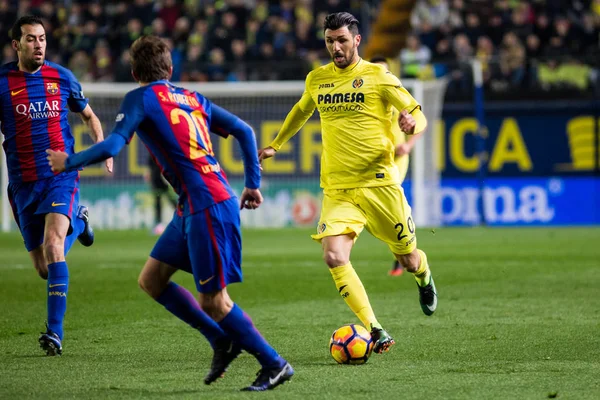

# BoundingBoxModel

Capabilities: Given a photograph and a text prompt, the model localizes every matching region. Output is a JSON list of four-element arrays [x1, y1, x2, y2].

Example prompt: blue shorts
[[8, 171, 80, 252], [150, 197, 242, 293]]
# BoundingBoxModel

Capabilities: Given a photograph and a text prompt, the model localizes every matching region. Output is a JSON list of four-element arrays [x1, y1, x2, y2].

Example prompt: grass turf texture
[[0, 227, 599, 399]]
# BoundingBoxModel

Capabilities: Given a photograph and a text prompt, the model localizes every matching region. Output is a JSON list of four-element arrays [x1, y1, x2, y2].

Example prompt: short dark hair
[[369, 55, 388, 64], [130, 35, 172, 83], [11, 15, 45, 42], [324, 12, 359, 35]]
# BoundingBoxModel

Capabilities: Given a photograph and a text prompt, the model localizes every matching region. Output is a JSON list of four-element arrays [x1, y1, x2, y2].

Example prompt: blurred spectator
[[464, 13, 484, 46], [277, 40, 311, 80], [130, 0, 155, 27], [411, 0, 450, 29], [68, 51, 93, 82], [510, 5, 533, 41], [400, 35, 432, 78], [0, 0, 17, 41], [0, 0, 596, 101], [228, 39, 250, 81], [447, 34, 473, 94], [73, 20, 99, 54], [204, 48, 229, 81], [1, 43, 15, 65], [92, 41, 114, 82], [163, 37, 183, 82], [181, 43, 204, 82], [114, 49, 133, 82], [151, 18, 168, 38], [475, 36, 495, 85], [525, 34, 542, 59], [157, 0, 181, 33], [499, 32, 526, 87]]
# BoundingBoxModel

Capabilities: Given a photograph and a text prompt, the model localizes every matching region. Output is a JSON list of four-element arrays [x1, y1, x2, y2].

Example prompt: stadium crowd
[[1, 0, 599, 99], [0, 0, 374, 83], [408, 0, 600, 99]]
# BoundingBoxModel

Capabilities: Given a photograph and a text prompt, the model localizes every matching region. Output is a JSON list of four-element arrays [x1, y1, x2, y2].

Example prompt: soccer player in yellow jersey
[[369, 55, 420, 277], [259, 12, 438, 354]]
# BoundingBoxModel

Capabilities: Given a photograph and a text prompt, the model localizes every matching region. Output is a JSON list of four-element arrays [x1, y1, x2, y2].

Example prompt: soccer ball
[[329, 324, 374, 365]]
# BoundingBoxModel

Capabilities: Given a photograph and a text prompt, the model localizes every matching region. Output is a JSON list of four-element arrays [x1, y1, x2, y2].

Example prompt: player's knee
[[323, 250, 349, 268], [138, 273, 151, 296], [42, 241, 64, 263], [396, 250, 420, 272], [138, 272, 161, 298]]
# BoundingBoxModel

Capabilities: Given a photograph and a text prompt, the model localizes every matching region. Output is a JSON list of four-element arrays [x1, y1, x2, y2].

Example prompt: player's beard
[[21, 51, 44, 72], [332, 48, 356, 69]]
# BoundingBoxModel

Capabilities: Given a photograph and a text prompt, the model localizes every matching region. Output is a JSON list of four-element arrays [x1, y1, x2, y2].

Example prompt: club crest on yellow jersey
[[317, 223, 327, 234], [352, 78, 364, 89]]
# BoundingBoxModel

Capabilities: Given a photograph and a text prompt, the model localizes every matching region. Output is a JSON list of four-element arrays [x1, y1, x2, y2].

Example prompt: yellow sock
[[413, 249, 431, 287], [329, 263, 379, 330]]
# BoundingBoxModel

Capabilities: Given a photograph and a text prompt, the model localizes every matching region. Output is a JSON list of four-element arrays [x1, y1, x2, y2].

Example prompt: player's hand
[[240, 187, 263, 210], [105, 157, 113, 174], [395, 143, 412, 157], [258, 146, 277, 168], [399, 110, 416, 134], [46, 149, 68, 173]]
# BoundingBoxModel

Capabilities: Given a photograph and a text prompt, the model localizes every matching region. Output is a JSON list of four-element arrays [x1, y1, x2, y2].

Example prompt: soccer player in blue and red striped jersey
[[0, 16, 112, 356], [47, 35, 293, 391]]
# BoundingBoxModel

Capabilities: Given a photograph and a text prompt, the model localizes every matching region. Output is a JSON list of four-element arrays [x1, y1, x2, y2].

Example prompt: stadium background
[[1, 2, 600, 399], [1, 0, 599, 230]]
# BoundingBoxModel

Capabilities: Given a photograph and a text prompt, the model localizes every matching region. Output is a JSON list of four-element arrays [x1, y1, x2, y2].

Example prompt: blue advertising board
[[403, 177, 599, 226]]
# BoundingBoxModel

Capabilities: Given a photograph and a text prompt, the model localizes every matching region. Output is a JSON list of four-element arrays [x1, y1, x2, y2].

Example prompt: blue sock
[[47, 261, 69, 340], [218, 304, 284, 369], [156, 282, 227, 348], [64, 217, 84, 255]]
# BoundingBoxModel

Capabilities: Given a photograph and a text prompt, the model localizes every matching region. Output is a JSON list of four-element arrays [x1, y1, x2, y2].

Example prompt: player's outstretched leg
[[206, 299, 293, 391], [139, 259, 241, 384], [389, 259, 404, 276], [412, 249, 437, 316], [76, 205, 94, 247], [329, 261, 395, 354], [158, 283, 242, 385]]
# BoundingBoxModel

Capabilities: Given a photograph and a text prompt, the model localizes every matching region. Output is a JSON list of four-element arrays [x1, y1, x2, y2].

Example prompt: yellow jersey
[[271, 58, 424, 190]]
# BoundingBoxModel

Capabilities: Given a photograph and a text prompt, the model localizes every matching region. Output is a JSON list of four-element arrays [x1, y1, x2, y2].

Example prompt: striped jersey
[[0, 61, 88, 183], [112, 80, 237, 215]]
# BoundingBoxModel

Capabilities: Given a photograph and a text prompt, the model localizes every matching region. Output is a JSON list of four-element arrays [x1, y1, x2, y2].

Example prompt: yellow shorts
[[311, 185, 417, 255], [395, 155, 409, 184]]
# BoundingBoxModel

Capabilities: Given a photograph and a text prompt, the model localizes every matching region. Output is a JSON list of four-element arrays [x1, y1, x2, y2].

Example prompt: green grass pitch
[[1, 227, 599, 399]]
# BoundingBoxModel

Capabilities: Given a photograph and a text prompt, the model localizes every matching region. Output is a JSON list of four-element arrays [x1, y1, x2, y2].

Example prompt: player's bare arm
[[79, 104, 113, 173], [395, 134, 419, 156]]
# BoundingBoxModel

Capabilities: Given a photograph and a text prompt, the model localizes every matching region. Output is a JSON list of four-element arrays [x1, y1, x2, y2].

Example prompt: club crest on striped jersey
[[46, 82, 59, 95], [352, 78, 363, 89]]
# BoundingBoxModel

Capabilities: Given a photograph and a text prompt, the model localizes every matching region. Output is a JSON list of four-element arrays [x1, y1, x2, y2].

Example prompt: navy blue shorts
[[150, 197, 242, 293], [8, 171, 80, 252]]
